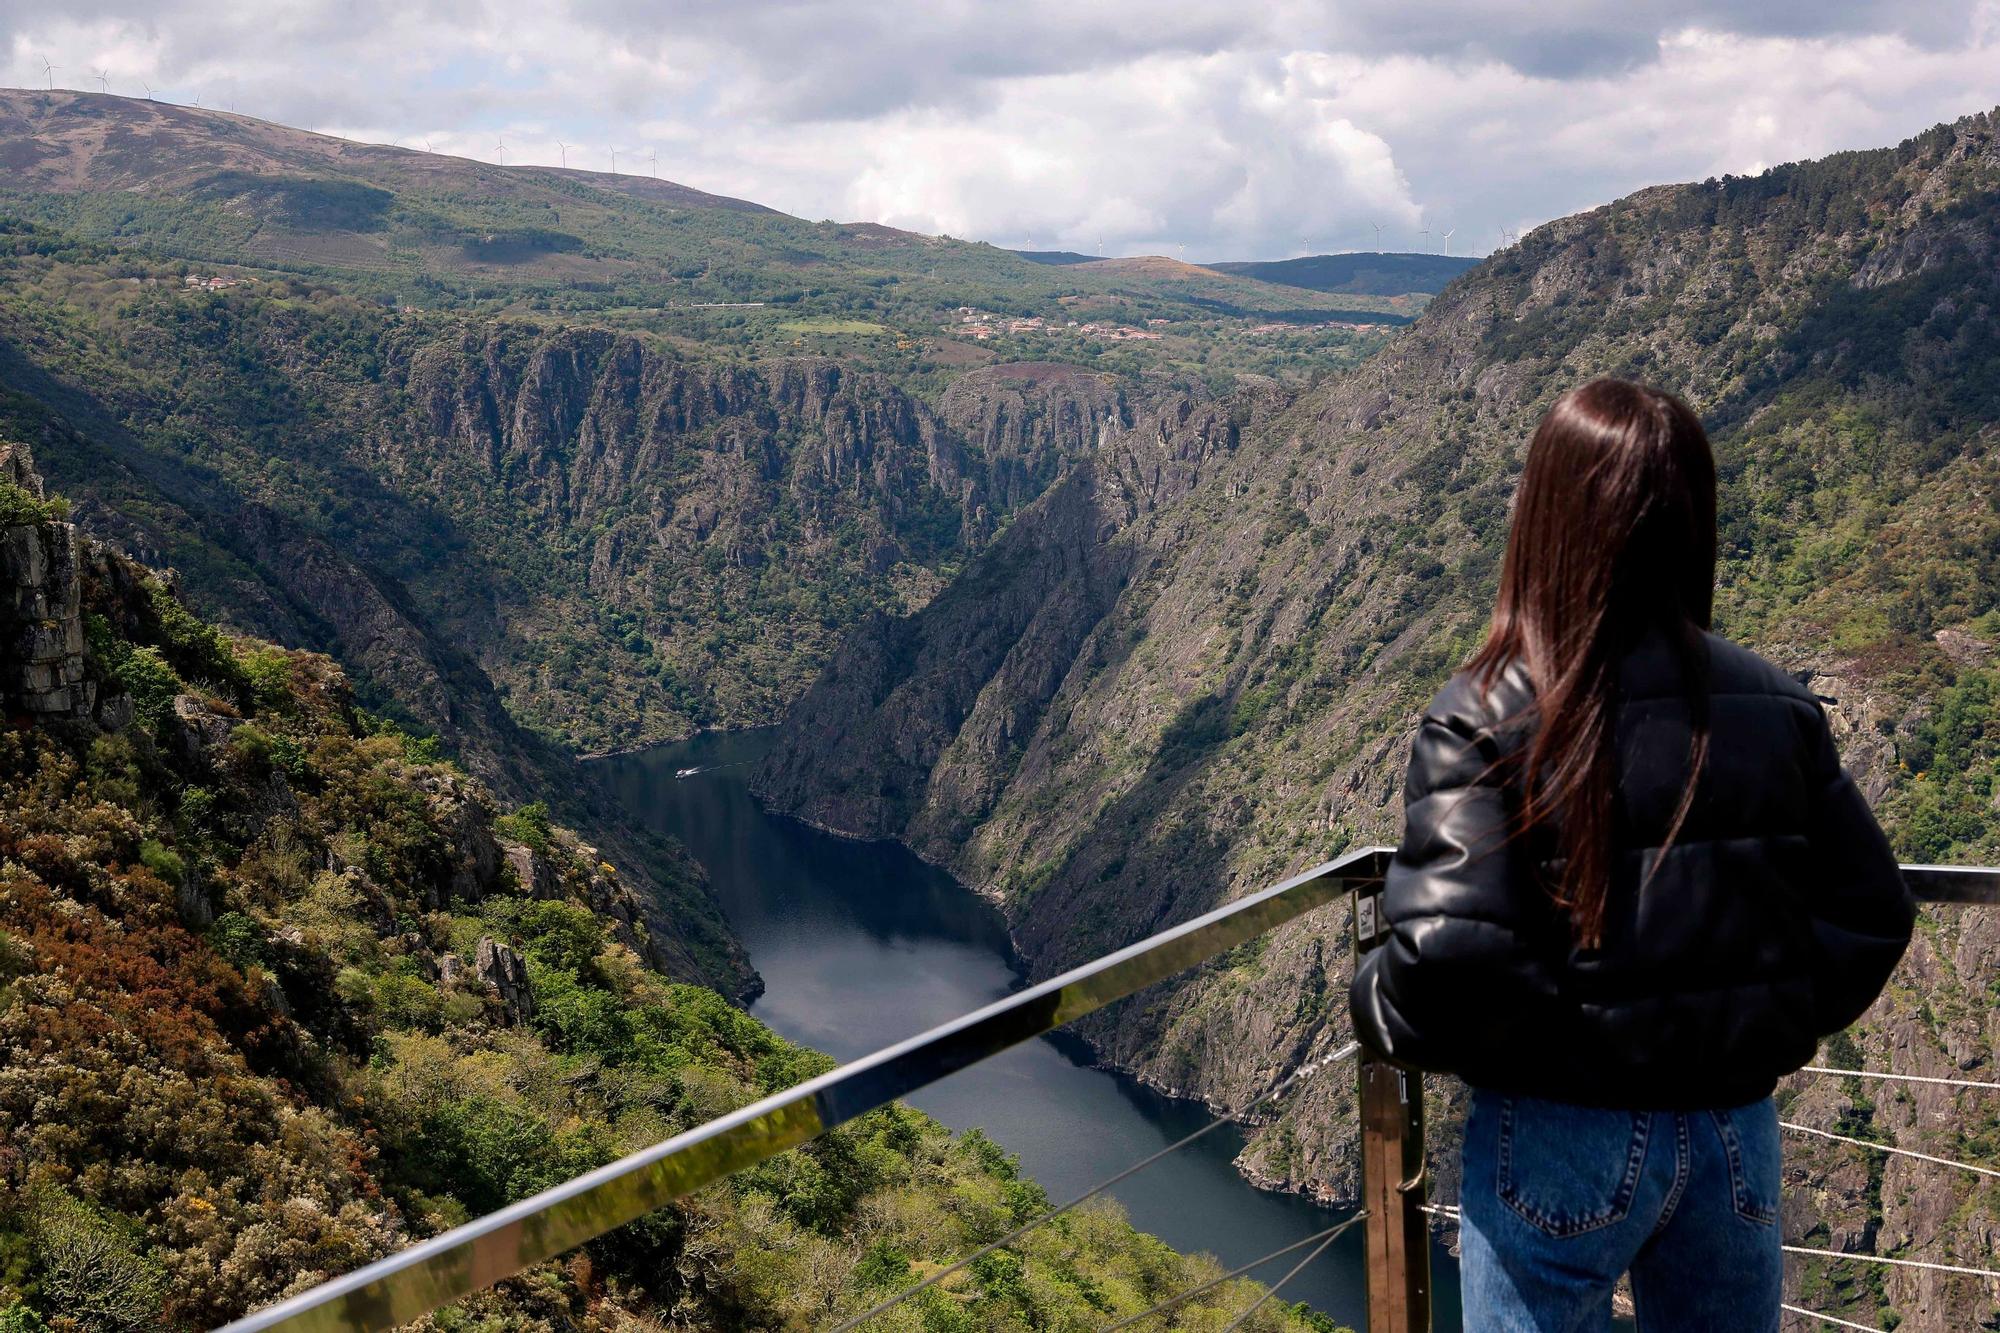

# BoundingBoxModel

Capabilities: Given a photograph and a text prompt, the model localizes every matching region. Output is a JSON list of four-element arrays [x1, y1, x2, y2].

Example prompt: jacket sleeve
[[1798, 703, 1915, 1036], [1348, 707, 1558, 1072]]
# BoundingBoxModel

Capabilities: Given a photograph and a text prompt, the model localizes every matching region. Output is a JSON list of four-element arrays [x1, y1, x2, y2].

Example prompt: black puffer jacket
[[1349, 630, 1914, 1109]]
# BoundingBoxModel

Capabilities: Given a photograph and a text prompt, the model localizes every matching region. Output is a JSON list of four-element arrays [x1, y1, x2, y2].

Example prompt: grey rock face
[[174, 864, 216, 929], [0, 443, 94, 723], [169, 694, 241, 763], [475, 936, 536, 1025], [502, 841, 560, 899]]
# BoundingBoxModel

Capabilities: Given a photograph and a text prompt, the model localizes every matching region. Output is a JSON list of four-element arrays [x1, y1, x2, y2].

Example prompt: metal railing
[[220, 852, 1997, 1333]]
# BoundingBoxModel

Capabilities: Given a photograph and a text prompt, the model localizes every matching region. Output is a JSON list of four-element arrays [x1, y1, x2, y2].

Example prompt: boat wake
[[675, 761, 748, 780]]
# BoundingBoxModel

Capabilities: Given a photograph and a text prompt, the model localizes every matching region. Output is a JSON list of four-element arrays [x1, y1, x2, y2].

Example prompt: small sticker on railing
[[1356, 892, 1380, 944]]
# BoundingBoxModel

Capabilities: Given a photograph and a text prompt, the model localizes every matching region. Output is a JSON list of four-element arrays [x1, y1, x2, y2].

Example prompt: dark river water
[[601, 728, 1463, 1328]]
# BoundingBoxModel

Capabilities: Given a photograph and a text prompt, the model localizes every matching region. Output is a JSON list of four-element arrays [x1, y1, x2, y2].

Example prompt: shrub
[[136, 839, 185, 889], [853, 1241, 911, 1289], [144, 582, 249, 700], [113, 640, 182, 728], [495, 802, 555, 855], [235, 647, 295, 710], [516, 900, 603, 974], [206, 912, 267, 971], [0, 1302, 49, 1333], [357, 711, 446, 764], [24, 1190, 165, 1332], [0, 480, 67, 527]]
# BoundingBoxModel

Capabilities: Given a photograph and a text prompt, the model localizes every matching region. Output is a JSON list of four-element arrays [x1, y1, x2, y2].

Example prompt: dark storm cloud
[[1318, 1, 1983, 77], [568, 0, 1251, 119], [561, 0, 1987, 118]]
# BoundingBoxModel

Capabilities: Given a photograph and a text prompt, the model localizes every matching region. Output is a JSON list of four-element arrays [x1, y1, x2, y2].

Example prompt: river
[[600, 728, 1463, 1328]]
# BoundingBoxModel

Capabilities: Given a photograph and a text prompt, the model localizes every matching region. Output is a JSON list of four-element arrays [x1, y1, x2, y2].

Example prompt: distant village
[[949, 306, 1390, 341], [949, 307, 1166, 341], [1242, 318, 1391, 335]]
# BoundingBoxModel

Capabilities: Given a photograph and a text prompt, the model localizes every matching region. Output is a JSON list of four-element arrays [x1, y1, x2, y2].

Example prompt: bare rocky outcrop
[[398, 330, 1124, 609], [475, 936, 535, 1025], [0, 442, 94, 723], [502, 840, 561, 900]]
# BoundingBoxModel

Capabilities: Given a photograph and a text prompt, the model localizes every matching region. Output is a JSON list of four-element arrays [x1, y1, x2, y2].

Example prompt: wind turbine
[[647, 149, 657, 177], [556, 141, 569, 168], [1372, 222, 1383, 252], [609, 147, 619, 174], [141, 81, 154, 100], [1178, 242, 1186, 262], [94, 69, 109, 93], [1441, 228, 1456, 256], [1420, 217, 1432, 251], [37, 57, 57, 90], [422, 138, 435, 153], [495, 136, 506, 165]]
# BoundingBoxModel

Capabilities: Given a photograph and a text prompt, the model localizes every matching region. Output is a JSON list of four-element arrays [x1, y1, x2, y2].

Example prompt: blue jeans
[[1458, 1088, 1782, 1331]]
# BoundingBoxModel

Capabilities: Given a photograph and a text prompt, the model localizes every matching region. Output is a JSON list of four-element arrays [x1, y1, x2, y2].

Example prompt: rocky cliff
[[0, 290, 1125, 755], [377, 331, 1124, 743], [760, 109, 2000, 1328], [0, 441, 93, 724]]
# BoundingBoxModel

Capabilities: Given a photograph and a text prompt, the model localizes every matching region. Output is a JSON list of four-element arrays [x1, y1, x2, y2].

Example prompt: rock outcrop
[[475, 936, 536, 1025], [0, 442, 93, 722]]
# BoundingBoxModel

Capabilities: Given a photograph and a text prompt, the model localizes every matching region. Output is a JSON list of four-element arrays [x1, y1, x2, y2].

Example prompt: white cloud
[[2, 0, 1997, 259]]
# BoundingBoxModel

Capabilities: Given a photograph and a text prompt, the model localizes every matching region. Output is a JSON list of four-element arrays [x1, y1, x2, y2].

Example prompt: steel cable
[[1779, 1120, 2000, 1180], [1781, 1304, 1890, 1332], [1802, 1065, 2000, 1092], [1099, 1212, 1367, 1332], [1781, 1244, 2000, 1280], [1215, 1219, 1354, 1333], [825, 1041, 1361, 1332]]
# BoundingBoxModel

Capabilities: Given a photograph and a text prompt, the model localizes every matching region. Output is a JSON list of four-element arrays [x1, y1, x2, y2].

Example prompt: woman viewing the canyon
[[1348, 378, 1916, 1330]]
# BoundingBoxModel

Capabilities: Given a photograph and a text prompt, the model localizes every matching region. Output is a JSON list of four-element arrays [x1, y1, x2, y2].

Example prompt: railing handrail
[[219, 845, 1392, 1332], [1900, 862, 2000, 903]]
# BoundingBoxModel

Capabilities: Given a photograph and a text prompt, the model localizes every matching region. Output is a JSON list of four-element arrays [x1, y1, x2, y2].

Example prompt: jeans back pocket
[[1708, 1101, 1781, 1226], [1497, 1095, 1651, 1238]]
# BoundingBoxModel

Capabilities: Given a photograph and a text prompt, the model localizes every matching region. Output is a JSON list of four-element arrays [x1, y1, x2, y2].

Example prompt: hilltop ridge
[[0, 88, 774, 210]]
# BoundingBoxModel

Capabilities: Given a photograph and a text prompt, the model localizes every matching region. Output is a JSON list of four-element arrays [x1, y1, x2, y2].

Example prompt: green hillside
[[1204, 252, 1479, 296], [0, 89, 1435, 768], [0, 90, 1417, 379], [0, 451, 1348, 1332]]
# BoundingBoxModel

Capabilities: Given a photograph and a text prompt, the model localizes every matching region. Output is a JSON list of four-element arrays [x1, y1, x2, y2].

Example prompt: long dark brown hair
[[1466, 378, 1717, 947]]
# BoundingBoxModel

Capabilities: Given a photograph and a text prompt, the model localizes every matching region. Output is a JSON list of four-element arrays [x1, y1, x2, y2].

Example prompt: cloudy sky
[[5, 1, 1998, 260]]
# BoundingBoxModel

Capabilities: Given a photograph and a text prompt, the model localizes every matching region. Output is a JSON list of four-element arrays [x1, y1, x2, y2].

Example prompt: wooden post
[[1353, 878, 1433, 1333]]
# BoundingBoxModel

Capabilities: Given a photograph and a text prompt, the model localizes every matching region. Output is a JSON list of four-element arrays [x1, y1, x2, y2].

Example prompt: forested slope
[[0, 446, 1348, 1332], [761, 109, 2000, 1330], [0, 267, 1133, 754]]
